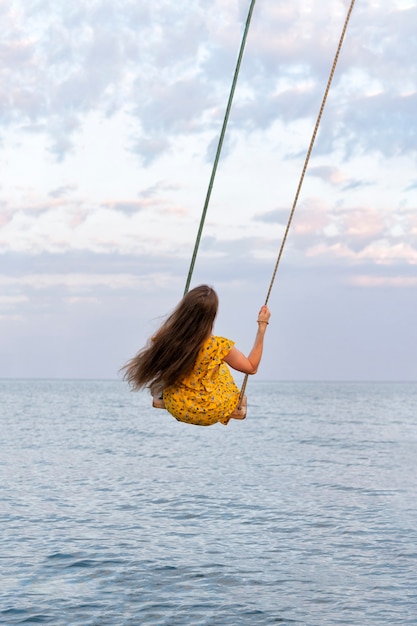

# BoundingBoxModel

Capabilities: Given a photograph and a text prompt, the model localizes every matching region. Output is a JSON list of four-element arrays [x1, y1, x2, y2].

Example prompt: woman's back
[[163, 335, 240, 426]]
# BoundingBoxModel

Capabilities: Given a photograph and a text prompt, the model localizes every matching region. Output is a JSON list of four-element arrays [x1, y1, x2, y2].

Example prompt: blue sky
[[1, 0, 416, 381]]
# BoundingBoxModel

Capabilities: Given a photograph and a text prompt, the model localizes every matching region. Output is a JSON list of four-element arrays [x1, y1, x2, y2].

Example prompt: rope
[[184, 0, 258, 296], [238, 0, 357, 406]]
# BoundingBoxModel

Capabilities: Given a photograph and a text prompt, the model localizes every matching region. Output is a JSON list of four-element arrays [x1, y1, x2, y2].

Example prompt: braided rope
[[238, 0, 357, 406]]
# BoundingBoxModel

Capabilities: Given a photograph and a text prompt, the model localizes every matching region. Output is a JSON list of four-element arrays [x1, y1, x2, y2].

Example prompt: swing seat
[[152, 395, 247, 419]]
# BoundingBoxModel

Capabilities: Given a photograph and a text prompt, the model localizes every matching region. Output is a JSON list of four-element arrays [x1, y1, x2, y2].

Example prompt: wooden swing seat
[[152, 395, 247, 419]]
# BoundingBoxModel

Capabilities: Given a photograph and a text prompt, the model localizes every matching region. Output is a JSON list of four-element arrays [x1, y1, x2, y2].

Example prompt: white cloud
[[349, 274, 417, 287], [308, 166, 350, 186], [0, 294, 28, 305], [0, 272, 168, 291], [1, 0, 416, 162]]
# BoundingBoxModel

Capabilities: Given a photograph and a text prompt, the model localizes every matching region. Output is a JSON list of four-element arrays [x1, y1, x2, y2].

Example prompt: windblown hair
[[122, 285, 219, 392]]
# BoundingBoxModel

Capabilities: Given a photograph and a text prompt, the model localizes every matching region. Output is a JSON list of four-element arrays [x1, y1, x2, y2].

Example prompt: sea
[[1, 379, 416, 626]]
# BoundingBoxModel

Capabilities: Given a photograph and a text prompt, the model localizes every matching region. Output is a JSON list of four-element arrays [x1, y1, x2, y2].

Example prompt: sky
[[1, 0, 416, 382]]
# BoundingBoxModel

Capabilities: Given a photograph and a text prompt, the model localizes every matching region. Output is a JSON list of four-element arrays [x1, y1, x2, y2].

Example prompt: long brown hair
[[122, 285, 219, 392]]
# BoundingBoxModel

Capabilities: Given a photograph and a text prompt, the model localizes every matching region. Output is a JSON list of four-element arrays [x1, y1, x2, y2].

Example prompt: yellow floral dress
[[163, 335, 240, 426]]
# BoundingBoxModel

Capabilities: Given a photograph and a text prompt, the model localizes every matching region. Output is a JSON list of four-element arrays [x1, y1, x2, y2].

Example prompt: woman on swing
[[122, 285, 271, 426]]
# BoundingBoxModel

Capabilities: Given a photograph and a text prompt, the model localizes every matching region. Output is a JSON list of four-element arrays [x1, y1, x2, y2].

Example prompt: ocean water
[[1, 380, 417, 626]]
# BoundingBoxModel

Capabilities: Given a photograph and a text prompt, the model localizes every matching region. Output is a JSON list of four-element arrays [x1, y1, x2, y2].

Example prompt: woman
[[122, 285, 271, 426]]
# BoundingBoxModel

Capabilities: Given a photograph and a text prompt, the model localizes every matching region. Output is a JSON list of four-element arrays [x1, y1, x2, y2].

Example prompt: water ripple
[[1, 380, 417, 625]]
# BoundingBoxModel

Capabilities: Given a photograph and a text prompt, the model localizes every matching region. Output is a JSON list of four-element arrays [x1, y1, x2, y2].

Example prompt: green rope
[[184, 0, 257, 295]]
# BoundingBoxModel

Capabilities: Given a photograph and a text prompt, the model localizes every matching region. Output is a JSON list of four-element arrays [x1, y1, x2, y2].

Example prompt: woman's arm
[[223, 305, 271, 375]]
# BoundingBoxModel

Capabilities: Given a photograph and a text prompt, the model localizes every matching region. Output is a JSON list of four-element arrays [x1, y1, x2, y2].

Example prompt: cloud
[[405, 180, 417, 192], [2, 1, 416, 164], [308, 166, 349, 186], [104, 201, 147, 215], [306, 166, 372, 191], [349, 275, 417, 288], [0, 294, 28, 306], [254, 209, 290, 225], [254, 197, 417, 268], [0, 272, 142, 290], [0, 267, 179, 318], [337, 92, 417, 158], [48, 184, 78, 198], [0, 174, 196, 255]]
